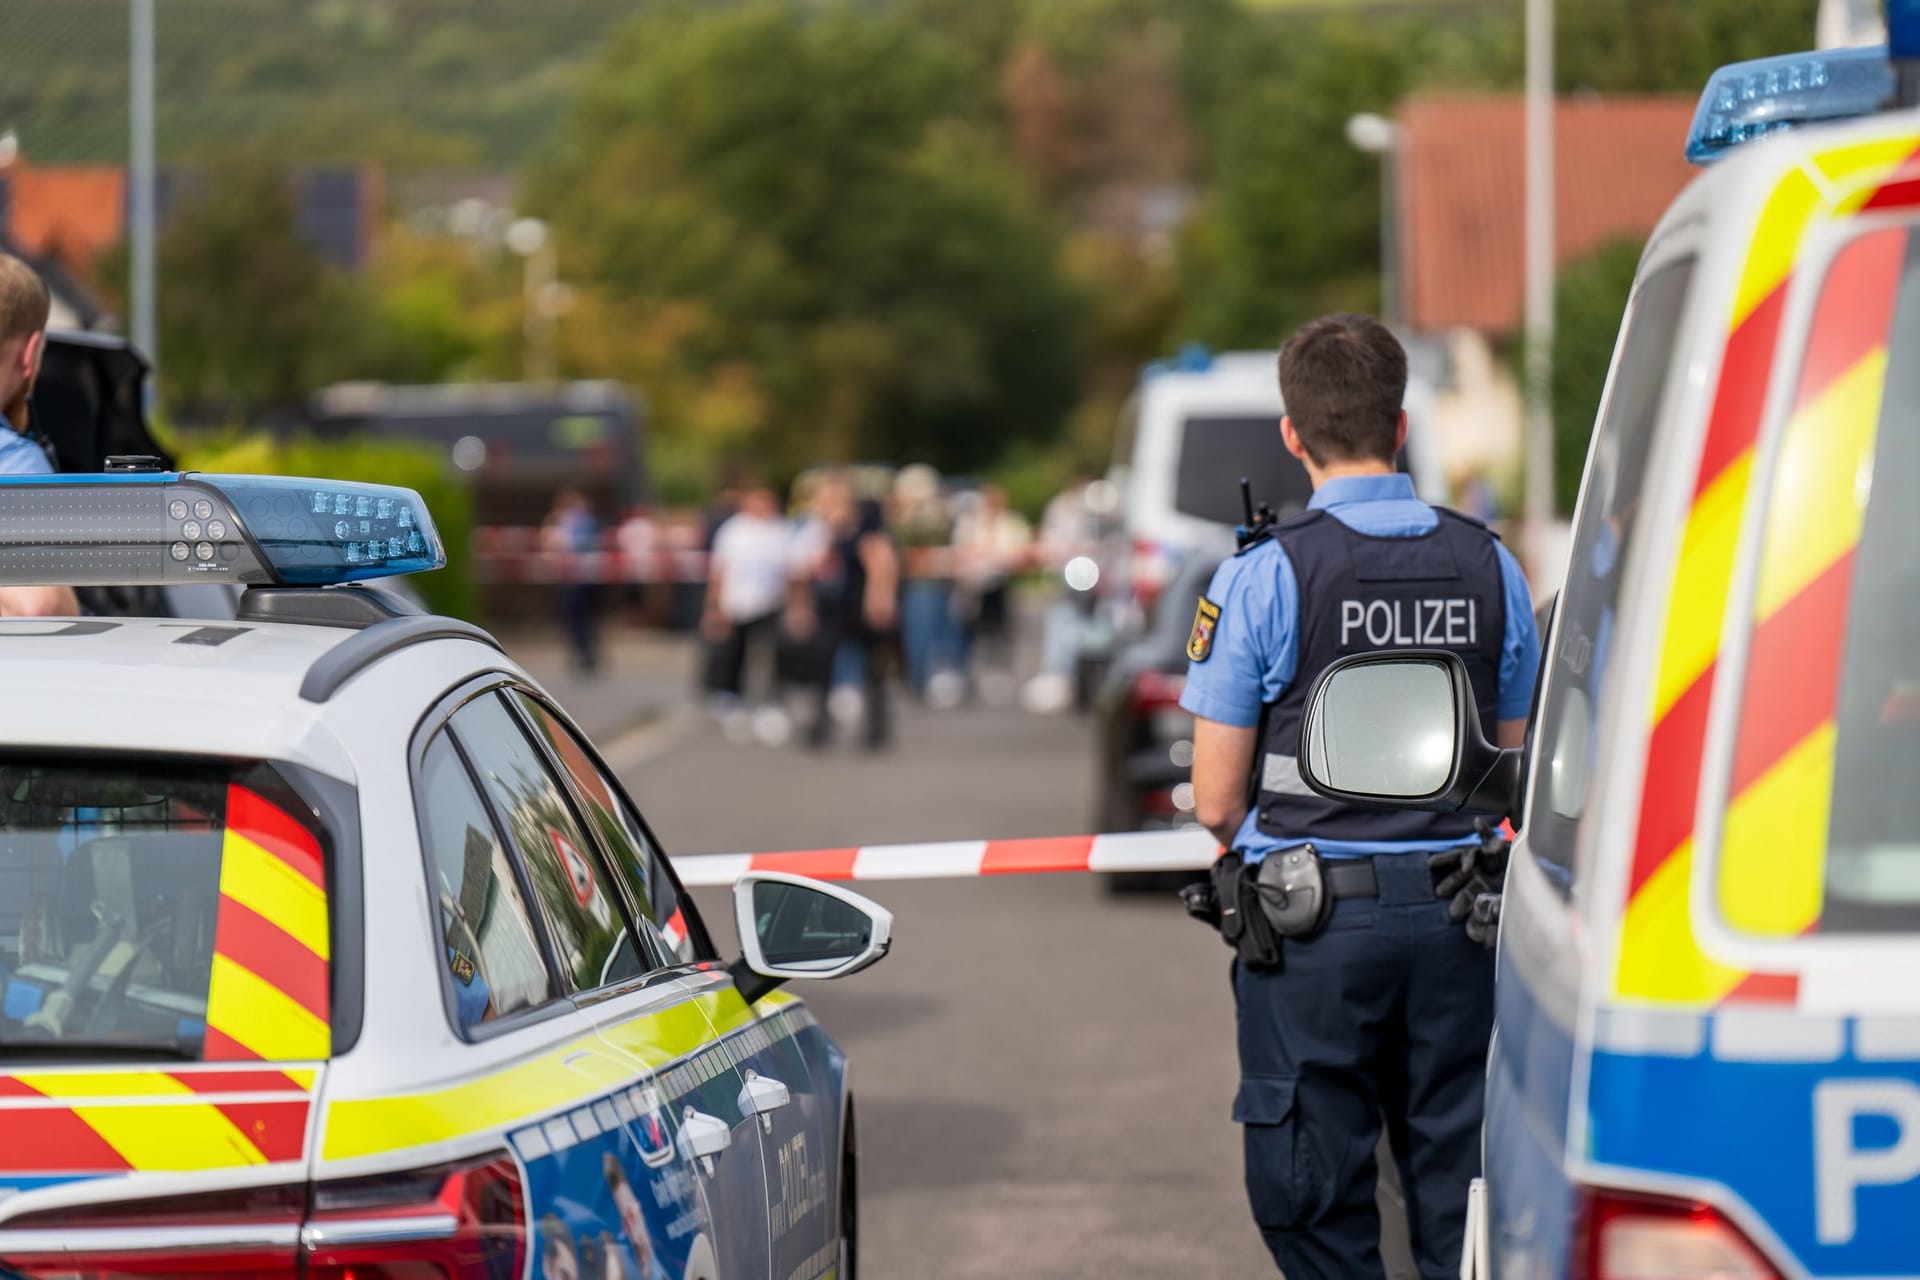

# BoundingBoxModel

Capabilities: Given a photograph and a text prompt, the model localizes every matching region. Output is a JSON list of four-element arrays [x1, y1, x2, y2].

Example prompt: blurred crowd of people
[[686, 464, 1097, 751]]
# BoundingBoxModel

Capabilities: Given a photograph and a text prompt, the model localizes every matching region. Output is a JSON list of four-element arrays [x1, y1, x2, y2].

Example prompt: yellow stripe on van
[[1734, 168, 1822, 330], [1618, 840, 1749, 1004], [1718, 723, 1835, 939], [1651, 450, 1753, 722], [1820, 134, 1920, 213], [1753, 350, 1885, 622]]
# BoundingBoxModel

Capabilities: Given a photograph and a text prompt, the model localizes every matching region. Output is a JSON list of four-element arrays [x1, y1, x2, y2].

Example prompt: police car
[[1294, 24, 1920, 1280], [0, 469, 889, 1280]]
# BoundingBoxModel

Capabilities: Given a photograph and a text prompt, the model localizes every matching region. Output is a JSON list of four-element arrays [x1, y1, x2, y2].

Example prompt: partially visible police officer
[[1182, 313, 1539, 1278]]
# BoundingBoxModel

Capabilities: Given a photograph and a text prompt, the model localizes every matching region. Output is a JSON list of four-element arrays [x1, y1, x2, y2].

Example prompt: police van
[[1294, 29, 1920, 1280], [0, 469, 888, 1280]]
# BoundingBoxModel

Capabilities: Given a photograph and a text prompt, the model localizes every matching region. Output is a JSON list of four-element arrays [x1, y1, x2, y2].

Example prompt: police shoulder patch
[[1187, 595, 1222, 662]]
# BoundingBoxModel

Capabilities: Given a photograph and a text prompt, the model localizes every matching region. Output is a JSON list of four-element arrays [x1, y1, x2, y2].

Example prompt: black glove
[[1180, 877, 1222, 929], [1429, 820, 1511, 949]]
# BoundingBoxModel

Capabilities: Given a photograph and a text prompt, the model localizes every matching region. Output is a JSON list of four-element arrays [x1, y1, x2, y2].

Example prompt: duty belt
[[1322, 854, 1449, 901]]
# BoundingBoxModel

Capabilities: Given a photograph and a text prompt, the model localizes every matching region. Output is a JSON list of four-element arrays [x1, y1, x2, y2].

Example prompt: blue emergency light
[[1685, 45, 1897, 164], [0, 472, 445, 587]]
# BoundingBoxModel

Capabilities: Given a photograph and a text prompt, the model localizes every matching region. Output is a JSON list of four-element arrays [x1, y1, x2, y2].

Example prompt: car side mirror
[[729, 872, 893, 1003], [1296, 650, 1521, 815]]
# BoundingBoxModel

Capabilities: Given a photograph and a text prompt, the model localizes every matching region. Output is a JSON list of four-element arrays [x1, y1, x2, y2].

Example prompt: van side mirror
[[728, 872, 893, 1003], [1296, 650, 1521, 815]]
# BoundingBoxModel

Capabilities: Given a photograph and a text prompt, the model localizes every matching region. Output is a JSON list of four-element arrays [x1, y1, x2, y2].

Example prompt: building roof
[[4, 164, 126, 274], [1396, 94, 1698, 336]]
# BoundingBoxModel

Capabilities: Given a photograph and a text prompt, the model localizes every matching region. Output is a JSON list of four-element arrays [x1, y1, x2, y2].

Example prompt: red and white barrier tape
[[470, 529, 1104, 587], [669, 829, 1220, 887]]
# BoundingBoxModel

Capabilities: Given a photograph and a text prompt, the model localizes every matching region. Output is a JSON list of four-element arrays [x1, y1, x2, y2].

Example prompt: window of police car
[[1530, 255, 1697, 885], [417, 730, 555, 1032], [450, 693, 650, 990], [1716, 225, 1920, 935], [0, 758, 330, 1059], [509, 691, 710, 966]]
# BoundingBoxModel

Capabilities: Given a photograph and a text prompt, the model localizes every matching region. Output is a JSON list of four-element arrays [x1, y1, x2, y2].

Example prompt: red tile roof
[[1396, 94, 1698, 336], [6, 164, 126, 275]]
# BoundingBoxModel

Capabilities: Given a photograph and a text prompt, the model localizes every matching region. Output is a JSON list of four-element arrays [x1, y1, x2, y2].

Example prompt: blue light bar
[[0, 473, 445, 588], [1143, 343, 1214, 380], [1894, 0, 1920, 61], [1686, 46, 1895, 165]]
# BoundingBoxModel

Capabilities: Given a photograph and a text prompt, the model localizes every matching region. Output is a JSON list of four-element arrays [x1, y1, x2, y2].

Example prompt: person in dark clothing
[[544, 490, 603, 674], [787, 471, 899, 750], [1183, 314, 1540, 1277]]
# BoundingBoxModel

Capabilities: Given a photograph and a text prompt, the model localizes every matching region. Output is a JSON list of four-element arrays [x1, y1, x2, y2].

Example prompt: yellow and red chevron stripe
[[1717, 227, 1905, 938], [0, 1069, 310, 1173], [1615, 134, 1920, 1006], [204, 783, 330, 1062]]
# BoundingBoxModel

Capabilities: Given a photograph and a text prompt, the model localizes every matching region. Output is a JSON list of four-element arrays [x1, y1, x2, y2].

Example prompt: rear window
[[1172, 416, 1315, 525], [1716, 225, 1920, 935], [0, 760, 331, 1061]]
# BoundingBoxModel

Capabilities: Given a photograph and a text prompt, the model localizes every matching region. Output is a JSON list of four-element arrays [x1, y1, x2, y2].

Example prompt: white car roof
[[0, 616, 364, 777]]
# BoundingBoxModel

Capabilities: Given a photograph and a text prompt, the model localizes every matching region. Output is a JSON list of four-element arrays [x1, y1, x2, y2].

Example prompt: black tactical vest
[[1255, 507, 1506, 845]]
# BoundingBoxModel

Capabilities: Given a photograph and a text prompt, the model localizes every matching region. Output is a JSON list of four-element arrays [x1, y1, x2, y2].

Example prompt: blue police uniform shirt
[[0, 424, 53, 476], [1180, 473, 1541, 861]]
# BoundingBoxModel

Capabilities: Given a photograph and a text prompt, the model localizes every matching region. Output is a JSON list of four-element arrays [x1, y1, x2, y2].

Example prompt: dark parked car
[[1091, 551, 1221, 891]]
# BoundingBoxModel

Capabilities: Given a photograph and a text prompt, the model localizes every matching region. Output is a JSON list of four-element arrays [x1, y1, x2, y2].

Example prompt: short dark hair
[[1277, 313, 1407, 466]]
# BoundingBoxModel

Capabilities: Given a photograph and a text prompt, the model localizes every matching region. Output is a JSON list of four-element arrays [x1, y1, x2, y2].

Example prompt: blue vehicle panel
[[1485, 941, 1579, 1278], [1589, 1020, 1920, 1277], [514, 1002, 842, 1280]]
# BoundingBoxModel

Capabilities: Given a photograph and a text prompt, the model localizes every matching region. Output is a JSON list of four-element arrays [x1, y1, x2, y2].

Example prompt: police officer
[[1182, 313, 1539, 1278], [0, 252, 76, 618]]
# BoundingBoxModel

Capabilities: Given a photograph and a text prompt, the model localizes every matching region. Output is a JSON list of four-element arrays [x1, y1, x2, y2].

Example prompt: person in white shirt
[[701, 483, 792, 710]]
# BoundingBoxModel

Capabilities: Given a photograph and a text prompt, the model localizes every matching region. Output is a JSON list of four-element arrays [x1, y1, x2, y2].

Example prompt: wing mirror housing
[[1296, 650, 1522, 816], [729, 871, 893, 1004]]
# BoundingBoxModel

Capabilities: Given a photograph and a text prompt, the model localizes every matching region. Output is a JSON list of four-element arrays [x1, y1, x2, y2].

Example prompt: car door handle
[[738, 1070, 791, 1133], [680, 1107, 732, 1176]]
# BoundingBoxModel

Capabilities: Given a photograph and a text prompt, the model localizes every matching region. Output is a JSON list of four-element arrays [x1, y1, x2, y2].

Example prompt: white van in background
[[1107, 345, 1448, 617]]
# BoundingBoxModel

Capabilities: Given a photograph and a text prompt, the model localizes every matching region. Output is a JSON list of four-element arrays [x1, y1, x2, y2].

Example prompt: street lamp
[[506, 216, 558, 384], [1344, 112, 1401, 328], [130, 0, 156, 371], [1522, 0, 1556, 575]]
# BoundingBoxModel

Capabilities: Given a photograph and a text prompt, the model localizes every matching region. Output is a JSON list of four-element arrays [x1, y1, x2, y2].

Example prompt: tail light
[[1573, 1186, 1783, 1279], [0, 1151, 525, 1280], [1130, 669, 1186, 714], [303, 1152, 525, 1280], [1130, 538, 1171, 607]]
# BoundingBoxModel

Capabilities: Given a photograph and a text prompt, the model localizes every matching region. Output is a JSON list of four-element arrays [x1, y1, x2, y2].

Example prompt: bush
[[1550, 238, 1645, 515], [178, 432, 478, 621]]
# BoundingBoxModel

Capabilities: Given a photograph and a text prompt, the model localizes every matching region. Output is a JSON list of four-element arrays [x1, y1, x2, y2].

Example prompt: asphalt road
[[600, 683, 1278, 1278]]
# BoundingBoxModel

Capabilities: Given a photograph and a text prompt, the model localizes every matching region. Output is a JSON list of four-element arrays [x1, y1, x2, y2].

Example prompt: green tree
[[529, 2, 1080, 479], [145, 153, 359, 418], [1550, 237, 1644, 514], [1558, 0, 1819, 93], [1176, 16, 1414, 346]]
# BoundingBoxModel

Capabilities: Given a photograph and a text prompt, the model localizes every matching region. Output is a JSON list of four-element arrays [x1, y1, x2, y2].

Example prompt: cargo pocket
[[1234, 1074, 1309, 1231]]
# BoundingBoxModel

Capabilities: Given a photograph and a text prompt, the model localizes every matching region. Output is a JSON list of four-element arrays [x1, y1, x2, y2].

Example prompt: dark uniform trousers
[[1231, 850, 1495, 1279]]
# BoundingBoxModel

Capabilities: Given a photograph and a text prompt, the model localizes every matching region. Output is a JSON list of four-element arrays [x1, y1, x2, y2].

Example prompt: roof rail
[[299, 614, 503, 704]]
